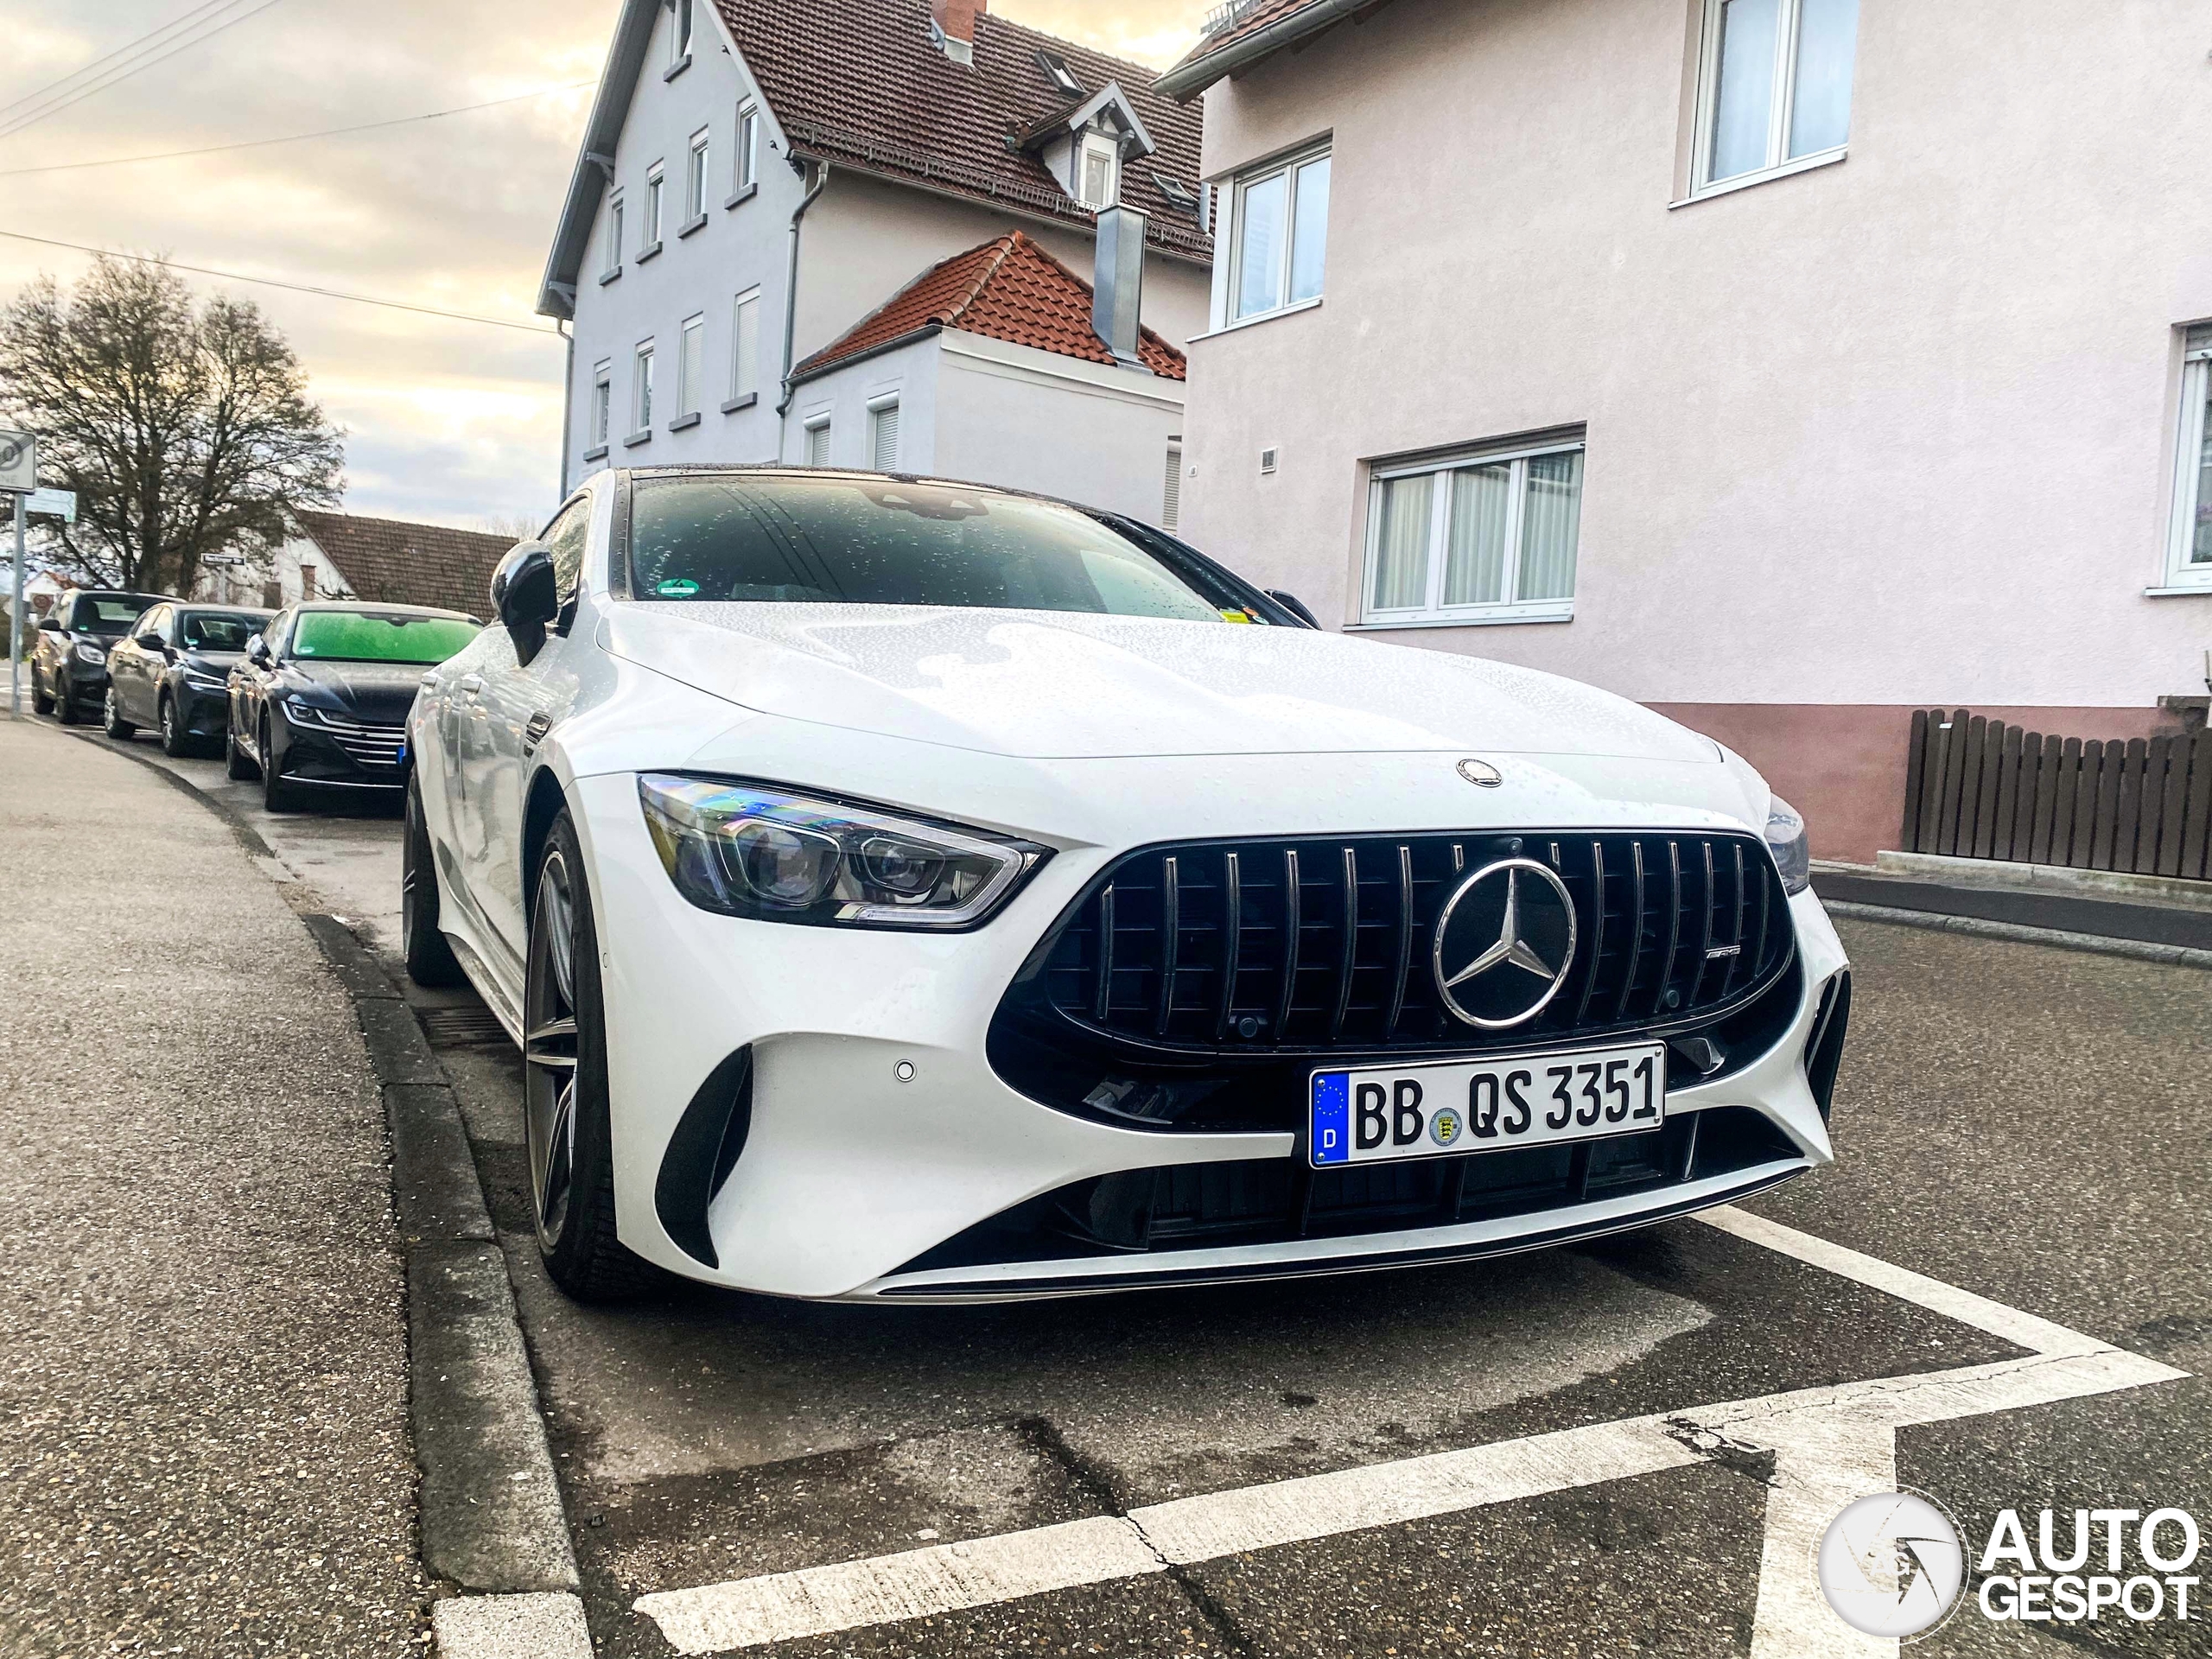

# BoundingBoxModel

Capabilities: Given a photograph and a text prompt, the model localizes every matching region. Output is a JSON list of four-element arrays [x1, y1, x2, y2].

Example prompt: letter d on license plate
[[1309, 1042, 1665, 1169]]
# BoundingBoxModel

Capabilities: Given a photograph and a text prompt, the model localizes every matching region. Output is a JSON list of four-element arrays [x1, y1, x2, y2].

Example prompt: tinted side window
[[543, 498, 592, 601], [144, 606, 174, 645]]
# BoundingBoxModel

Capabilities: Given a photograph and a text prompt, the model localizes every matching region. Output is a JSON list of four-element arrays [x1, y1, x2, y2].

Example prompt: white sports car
[[404, 467, 1850, 1303]]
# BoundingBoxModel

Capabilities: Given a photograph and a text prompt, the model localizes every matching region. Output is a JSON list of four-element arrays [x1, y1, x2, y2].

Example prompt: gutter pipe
[[776, 157, 830, 442], [1151, 0, 1378, 101]]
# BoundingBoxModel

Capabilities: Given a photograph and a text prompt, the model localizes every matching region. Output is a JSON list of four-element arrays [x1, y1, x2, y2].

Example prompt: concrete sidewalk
[[0, 717, 426, 1654]]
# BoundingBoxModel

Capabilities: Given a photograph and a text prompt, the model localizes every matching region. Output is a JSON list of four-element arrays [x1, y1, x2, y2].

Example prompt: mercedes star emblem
[[1456, 758, 1503, 787], [1431, 857, 1578, 1028]]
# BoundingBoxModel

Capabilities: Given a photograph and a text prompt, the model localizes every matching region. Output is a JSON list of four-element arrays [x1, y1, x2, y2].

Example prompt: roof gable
[[1154, 0, 1391, 100], [793, 231, 1186, 382], [291, 511, 511, 619]]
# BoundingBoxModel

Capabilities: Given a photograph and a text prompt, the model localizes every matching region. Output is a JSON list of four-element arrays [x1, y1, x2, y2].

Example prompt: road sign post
[[2, 430, 35, 721]]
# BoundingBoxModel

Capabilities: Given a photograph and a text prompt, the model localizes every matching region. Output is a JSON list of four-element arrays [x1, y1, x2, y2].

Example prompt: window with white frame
[[1694, 0, 1858, 193], [1361, 435, 1586, 626], [672, 0, 692, 60], [868, 397, 900, 471], [685, 129, 709, 219], [603, 194, 624, 276], [2164, 326, 2212, 591], [632, 341, 655, 433], [590, 359, 612, 447], [677, 315, 704, 417], [729, 289, 760, 401], [734, 102, 759, 192], [1225, 142, 1329, 324], [1077, 132, 1119, 209], [804, 416, 831, 467], [643, 163, 664, 246], [1161, 441, 1182, 531]]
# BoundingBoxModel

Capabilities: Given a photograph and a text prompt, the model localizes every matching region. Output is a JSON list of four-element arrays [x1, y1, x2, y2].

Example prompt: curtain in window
[[680, 321, 703, 416], [1441, 463, 1511, 607], [1371, 474, 1433, 609], [1289, 157, 1329, 304], [1516, 452, 1583, 601], [1708, 0, 1780, 182], [1236, 172, 1287, 320], [1789, 0, 1858, 157], [2193, 368, 2212, 567]]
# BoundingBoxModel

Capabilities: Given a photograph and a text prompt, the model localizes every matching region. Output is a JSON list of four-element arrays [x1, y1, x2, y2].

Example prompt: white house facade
[[1158, 0, 2212, 862], [539, 0, 1210, 521]]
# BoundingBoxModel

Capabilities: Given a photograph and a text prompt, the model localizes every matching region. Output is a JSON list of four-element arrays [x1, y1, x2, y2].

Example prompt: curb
[[1822, 899, 2212, 972]]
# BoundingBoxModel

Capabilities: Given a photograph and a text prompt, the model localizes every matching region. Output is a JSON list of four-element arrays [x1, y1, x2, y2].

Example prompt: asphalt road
[[44, 718, 2212, 1656]]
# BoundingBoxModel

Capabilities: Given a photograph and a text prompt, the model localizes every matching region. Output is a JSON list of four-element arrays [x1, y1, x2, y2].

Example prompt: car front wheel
[[401, 772, 466, 987], [158, 693, 191, 757], [225, 717, 259, 780], [524, 810, 652, 1301], [103, 687, 137, 739], [31, 669, 54, 717], [260, 716, 304, 811]]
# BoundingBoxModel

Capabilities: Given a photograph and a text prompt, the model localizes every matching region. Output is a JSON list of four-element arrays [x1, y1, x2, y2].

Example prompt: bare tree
[[0, 257, 344, 597], [472, 512, 545, 543]]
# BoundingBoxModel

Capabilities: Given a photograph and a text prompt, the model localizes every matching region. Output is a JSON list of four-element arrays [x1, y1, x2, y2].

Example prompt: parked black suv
[[30, 590, 171, 723]]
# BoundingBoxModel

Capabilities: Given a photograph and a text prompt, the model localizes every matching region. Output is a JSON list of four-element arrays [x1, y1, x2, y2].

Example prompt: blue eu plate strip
[[1310, 1072, 1350, 1166]]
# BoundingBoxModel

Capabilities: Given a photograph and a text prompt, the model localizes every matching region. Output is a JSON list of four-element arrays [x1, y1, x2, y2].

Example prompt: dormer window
[[1078, 132, 1119, 210], [1038, 50, 1082, 97]]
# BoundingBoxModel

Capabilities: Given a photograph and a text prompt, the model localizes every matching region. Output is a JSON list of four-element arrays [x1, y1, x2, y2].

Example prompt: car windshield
[[180, 612, 264, 652], [289, 611, 480, 664], [629, 474, 1263, 623], [78, 599, 151, 634]]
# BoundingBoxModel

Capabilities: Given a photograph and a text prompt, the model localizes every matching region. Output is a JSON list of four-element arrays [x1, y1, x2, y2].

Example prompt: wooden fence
[[1902, 709, 2212, 880]]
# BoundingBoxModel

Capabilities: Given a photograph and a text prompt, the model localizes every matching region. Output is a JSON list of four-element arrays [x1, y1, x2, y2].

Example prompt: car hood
[[184, 651, 245, 675], [601, 603, 1719, 764], [285, 659, 425, 720]]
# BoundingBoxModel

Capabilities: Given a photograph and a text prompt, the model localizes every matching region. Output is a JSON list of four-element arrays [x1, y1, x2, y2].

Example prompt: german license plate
[[1308, 1042, 1666, 1168]]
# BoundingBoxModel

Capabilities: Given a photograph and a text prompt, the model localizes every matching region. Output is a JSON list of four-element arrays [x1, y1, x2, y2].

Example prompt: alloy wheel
[[524, 849, 582, 1250]]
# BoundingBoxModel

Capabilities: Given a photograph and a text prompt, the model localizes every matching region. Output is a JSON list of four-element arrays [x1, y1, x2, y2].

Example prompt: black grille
[[295, 707, 405, 768], [1014, 831, 1793, 1058]]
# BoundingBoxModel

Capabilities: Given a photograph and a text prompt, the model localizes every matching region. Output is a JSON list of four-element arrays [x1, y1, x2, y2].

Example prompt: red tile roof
[[292, 512, 511, 619], [712, 0, 1211, 262], [1157, 0, 1389, 99], [793, 231, 1187, 382]]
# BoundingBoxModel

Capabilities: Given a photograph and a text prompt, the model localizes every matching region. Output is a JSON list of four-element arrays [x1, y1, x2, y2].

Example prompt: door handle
[[458, 674, 485, 696]]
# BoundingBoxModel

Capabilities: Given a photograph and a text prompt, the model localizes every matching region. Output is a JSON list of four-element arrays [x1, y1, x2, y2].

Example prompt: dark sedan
[[227, 601, 481, 811], [100, 601, 275, 755], [30, 590, 171, 723]]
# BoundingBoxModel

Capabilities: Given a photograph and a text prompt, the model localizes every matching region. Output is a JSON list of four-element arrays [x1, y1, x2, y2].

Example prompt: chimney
[[1091, 204, 1148, 370], [931, 0, 984, 60]]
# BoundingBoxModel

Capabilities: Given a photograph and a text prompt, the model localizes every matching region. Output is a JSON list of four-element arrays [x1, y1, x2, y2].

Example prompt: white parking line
[[633, 1206, 2190, 1656]]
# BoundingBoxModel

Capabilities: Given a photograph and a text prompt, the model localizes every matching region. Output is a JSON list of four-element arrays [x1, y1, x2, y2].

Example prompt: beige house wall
[[1179, 0, 2212, 857]]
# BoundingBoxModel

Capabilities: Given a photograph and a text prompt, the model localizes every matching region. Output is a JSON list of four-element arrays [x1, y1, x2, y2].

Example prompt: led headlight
[[1765, 795, 1811, 895], [638, 774, 1046, 930], [183, 670, 227, 690], [73, 640, 106, 664]]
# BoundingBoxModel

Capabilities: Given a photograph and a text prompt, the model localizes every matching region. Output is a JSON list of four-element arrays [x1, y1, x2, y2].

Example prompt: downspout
[[556, 319, 574, 499], [776, 157, 830, 453]]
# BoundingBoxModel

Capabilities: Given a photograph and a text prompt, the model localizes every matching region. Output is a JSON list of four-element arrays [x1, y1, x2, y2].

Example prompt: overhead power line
[[0, 0, 287, 143], [0, 231, 559, 336], [7, 82, 596, 175], [0, 0, 239, 122]]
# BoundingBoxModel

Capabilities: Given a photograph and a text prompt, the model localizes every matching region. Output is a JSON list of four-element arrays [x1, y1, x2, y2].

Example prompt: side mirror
[[245, 635, 272, 666], [135, 631, 163, 652], [492, 542, 559, 664], [1267, 588, 1320, 629], [37, 616, 61, 632]]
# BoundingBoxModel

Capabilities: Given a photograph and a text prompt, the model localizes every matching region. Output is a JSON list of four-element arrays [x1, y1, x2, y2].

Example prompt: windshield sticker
[[656, 578, 702, 598]]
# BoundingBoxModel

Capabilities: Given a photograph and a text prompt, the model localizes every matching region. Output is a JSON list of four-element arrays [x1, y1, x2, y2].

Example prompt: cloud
[[0, 0, 1205, 529]]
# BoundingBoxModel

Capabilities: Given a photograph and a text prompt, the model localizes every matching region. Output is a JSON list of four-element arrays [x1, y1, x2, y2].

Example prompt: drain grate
[[416, 1005, 512, 1049]]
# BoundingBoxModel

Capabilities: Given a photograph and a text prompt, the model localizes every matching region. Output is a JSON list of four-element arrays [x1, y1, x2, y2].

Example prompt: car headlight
[[638, 774, 1046, 930], [183, 670, 226, 690], [73, 640, 106, 664], [1765, 796, 1811, 895]]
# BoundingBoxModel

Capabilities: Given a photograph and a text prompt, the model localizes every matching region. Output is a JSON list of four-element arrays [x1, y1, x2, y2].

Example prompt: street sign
[[0, 430, 34, 494], [25, 487, 74, 523]]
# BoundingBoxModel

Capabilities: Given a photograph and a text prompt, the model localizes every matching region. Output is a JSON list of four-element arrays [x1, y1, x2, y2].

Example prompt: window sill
[[598, 266, 621, 286], [668, 411, 701, 431], [663, 53, 691, 80], [1188, 295, 1323, 344], [725, 182, 757, 210], [582, 444, 609, 463], [622, 430, 652, 448], [1349, 604, 1573, 631], [636, 240, 663, 264], [2145, 582, 2212, 597], [1671, 147, 1846, 209], [677, 213, 709, 239], [721, 392, 758, 413]]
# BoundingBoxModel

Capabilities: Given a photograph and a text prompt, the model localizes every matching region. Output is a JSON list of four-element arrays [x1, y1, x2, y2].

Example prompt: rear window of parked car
[[76, 598, 152, 632], [180, 612, 266, 651], [627, 474, 1268, 623], [289, 611, 480, 664]]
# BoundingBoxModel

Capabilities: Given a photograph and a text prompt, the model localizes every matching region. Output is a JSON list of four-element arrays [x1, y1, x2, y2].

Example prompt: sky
[[0, 0, 1205, 531]]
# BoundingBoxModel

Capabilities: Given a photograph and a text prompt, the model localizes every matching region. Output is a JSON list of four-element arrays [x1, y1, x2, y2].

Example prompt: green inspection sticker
[[655, 578, 701, 598]]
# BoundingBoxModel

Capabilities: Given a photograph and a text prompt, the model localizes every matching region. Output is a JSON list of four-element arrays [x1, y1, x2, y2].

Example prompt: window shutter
[[806, 422, 830, 467], [1162, 446, 1182, 531], [871, 404, 900, 471], [733, 293, 759, 397], [2188, 324, 2212, 360]]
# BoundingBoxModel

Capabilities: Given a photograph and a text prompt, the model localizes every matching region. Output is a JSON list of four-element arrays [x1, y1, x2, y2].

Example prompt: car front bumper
[[275, 707, 409, 788], [571, 769, 1849, 1303]]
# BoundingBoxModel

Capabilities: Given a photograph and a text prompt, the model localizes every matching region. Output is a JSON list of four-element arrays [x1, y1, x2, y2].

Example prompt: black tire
[[31, 671, 54, 717], [56, 680, 82, 724], [260, 715, 305, 811], [158, 692, 192, 757], [524, 810, 654, 1300], [225, 719, 258, 779], [102, 686, 137, 739], [402, 772, 466, 988]]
